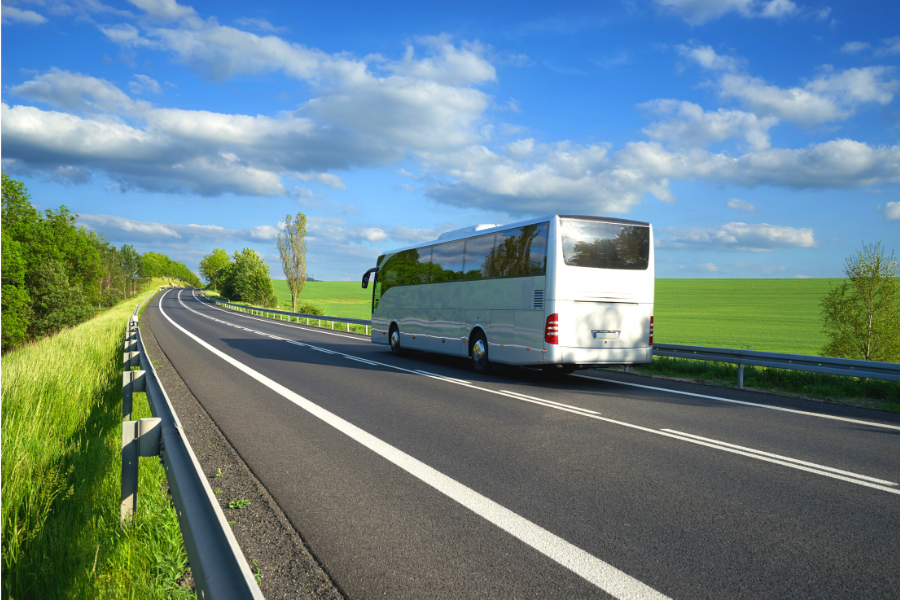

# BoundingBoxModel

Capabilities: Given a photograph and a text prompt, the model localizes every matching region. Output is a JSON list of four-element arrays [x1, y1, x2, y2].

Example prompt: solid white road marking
[[574, 373, 900, 432], [160, 291, 671, 600], [661, 429, 898, 486], [177, 291, 900, 496]]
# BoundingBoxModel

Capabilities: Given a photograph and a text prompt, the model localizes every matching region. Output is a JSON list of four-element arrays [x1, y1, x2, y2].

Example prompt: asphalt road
[[146, 288, 900, 600]]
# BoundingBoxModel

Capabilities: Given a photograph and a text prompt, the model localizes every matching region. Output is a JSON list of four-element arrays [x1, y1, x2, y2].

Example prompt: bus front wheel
[[470, 331, 492, 373], [389, 325, 403, 356]]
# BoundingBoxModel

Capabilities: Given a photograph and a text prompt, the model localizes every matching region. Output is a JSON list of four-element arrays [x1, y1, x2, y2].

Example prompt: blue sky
[[2, 0, 898, 281]]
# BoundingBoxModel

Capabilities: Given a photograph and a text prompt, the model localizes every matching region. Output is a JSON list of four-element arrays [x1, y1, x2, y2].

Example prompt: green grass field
[[271, 278, 843, 355], [2, 283, 193, 599]]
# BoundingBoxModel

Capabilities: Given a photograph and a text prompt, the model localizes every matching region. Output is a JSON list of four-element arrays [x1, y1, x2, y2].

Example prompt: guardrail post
[[121, 417, 162, 523], [738, 364, 744, 390], [122, 370, 146, 421]]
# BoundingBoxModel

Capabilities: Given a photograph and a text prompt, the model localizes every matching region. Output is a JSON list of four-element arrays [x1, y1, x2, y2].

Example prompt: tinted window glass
[[488, 222, 549, 277], [560, 219, 649, 270], [432, 240, 465, 282], [463, 233, 495, 280]]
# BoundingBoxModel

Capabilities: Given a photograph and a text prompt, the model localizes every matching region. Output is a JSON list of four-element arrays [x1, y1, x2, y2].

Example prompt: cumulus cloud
[[126, 0, 197, 22], [128, 74, 162, 95], [696, 262, 719, 272], [676, 43, 743, 72], [659, 221, 816, 251], [726, 198, 756, 212], [878, 201, 900, 221], [654, 0, 800, 25], [2, 5, 47, 24], [640, 99, 777, 150], [718, 67, 899, 126]]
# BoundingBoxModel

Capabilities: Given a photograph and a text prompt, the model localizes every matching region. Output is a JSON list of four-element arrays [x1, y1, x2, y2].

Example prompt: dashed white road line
[[160, 290, 672, 600], [177, 290, 900, 496]]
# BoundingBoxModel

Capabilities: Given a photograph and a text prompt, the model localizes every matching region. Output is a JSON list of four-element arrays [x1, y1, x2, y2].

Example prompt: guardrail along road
[[146, 289, 900, 600]]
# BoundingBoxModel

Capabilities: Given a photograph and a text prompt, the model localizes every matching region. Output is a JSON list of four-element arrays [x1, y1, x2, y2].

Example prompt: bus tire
[[470, 331, 492, 373], [389, 324, 403, 356]]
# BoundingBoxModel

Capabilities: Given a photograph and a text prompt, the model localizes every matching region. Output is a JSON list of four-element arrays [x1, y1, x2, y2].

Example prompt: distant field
[[272, 278, 844, 355], [654, 279, 842, 355], [273, 280, 372, 320]]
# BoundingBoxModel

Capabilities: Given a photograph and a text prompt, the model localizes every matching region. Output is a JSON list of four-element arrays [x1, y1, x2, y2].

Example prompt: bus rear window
[[560, 219, 649, 270]]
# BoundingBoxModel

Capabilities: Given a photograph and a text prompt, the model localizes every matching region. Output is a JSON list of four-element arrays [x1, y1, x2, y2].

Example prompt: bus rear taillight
[[545, 313, 559, 344], [649, 315, 654, 346]]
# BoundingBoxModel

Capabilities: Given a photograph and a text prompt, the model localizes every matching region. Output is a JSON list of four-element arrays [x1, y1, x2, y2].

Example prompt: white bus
[[361, 215, 654, 373]]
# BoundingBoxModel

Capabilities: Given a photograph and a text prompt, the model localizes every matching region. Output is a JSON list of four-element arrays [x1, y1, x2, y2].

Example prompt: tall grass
[[2, 291, 193, 599]]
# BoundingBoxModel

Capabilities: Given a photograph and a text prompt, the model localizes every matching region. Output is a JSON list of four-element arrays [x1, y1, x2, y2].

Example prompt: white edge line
[[573, 374, 900, 432], [164, 290, 671, 600], [661, 429, 898, 486]]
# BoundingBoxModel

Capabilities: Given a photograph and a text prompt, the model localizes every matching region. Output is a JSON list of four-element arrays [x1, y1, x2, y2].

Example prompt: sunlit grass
[[1, 289, 193, 599]]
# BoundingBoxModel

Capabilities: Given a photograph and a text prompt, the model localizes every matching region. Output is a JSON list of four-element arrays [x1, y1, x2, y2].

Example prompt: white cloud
[[718, 67, 899, 126], [2, 6, 47, 24], [654, 0, 800, 25], [387, 35, 496, 86], [676, 43, 743, 72], [126, 0, 197, 22], [878, 201, 900, 221], [360, 228, 389, 242], [77, 213, 291, 244], [295, 172, 346, 190], [233, 17, 288, 33], [726, 198, 756, 212], [840, 41, 871, 54], [10, 68, 140, 113], [696, 262, 719, 272], [640, 99, 777, 150], [128, 74, 162, 95], [875, 37, 900, 57], [660, 221, 816, 251]]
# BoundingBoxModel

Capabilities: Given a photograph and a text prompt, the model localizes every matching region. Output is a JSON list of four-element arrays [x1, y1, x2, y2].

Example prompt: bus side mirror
[[362, 267, 379, 289]]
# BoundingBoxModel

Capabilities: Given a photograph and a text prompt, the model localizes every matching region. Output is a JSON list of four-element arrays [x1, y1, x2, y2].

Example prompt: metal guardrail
[[653, 343, 900, 388], [200, 292, 899, 389], [121, 292, 264, 600], [202, 294, 372, 332]]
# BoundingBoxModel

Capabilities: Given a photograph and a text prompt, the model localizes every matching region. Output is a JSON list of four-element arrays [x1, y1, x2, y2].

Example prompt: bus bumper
[[547, 345, 653, 366]]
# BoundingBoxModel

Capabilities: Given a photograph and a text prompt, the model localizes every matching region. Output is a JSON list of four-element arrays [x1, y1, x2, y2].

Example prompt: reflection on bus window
[[560, 220, 649, 270]]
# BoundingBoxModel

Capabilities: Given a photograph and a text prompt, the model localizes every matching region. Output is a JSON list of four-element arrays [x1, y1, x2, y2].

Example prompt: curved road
[[146, 289, 900, 599]]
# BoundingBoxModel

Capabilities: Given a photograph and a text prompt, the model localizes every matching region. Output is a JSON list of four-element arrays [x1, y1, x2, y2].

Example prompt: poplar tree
[[277, 212, 308, 312]]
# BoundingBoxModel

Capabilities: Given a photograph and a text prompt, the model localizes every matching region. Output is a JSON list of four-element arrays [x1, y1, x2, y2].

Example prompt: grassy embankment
[[2, 282, 194, 599], [216, 278, 898, 409]]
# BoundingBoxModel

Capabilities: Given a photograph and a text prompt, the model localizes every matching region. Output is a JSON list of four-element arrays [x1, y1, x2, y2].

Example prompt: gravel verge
[[139, 307, 346, 600]]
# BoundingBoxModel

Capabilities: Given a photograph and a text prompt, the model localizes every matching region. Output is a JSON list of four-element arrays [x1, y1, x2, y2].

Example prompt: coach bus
[[361, 215, 654, 373]]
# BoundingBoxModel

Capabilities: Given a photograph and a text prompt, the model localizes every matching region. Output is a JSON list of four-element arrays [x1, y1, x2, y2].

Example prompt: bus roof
[[376, 214, 651, 257]]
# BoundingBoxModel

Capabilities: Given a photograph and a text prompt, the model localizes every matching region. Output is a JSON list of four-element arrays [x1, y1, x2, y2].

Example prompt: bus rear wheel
[[389, 324, 403, 356], [470, 331, 492, 373]]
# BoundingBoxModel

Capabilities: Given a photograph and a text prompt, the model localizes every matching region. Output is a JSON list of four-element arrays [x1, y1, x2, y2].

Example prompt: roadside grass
[[620, 357, 900, 412], [1, 290, 193, 599]]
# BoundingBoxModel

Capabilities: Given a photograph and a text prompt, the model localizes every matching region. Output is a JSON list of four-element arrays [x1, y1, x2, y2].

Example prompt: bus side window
[[432, 240, 465, 282], [463, 233, 496, 280]]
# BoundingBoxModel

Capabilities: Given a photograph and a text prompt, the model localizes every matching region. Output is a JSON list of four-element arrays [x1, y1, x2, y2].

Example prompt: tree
[[276, 212, 308, 312], [222, 248, 278, 307], [199, 248, 230, 291], [1, 230, 31, 351], [820, 241, 900, 362]]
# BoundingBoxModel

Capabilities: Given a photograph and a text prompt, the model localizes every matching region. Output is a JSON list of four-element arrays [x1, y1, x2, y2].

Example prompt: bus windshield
[[559, 219, 650, 270]]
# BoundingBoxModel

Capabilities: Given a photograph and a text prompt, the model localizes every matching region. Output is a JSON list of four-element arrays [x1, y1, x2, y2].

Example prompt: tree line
[[1, 174, 201, 352]]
